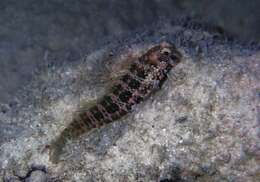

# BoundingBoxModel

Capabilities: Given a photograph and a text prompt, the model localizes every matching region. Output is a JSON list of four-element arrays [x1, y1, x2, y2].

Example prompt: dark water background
[[0, 0, 259, 103]]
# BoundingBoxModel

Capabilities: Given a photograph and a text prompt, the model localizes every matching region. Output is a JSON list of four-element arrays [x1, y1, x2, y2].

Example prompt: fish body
[[49, 42, 182, 163]]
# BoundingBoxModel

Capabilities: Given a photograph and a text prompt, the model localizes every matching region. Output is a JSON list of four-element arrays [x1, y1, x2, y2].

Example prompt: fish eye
[[160, 48, 171, 56]]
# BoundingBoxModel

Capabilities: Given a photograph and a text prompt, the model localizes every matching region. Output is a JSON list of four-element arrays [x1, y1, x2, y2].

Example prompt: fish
[[49, 42, 182, 163]]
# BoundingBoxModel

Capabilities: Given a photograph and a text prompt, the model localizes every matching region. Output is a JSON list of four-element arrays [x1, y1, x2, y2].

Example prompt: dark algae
[[49, 42, 182, 163]]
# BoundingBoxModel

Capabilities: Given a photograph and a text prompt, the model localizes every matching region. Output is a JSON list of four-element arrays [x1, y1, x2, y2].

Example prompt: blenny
[[49, 42, 182, 163]]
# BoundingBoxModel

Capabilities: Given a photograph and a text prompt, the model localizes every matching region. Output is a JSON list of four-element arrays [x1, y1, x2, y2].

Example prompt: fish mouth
[[169, 48, 182, 66], [171, 50, 182, 62]]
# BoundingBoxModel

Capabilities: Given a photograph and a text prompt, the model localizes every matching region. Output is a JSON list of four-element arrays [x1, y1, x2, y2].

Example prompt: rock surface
[[1, 18, 259, 181]]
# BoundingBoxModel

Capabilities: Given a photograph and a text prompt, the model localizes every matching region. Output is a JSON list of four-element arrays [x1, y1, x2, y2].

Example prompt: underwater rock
[[0, 17, 259, 182]]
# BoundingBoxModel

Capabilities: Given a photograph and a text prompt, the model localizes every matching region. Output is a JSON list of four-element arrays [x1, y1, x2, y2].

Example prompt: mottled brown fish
[[49, 42, 182, 163]]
